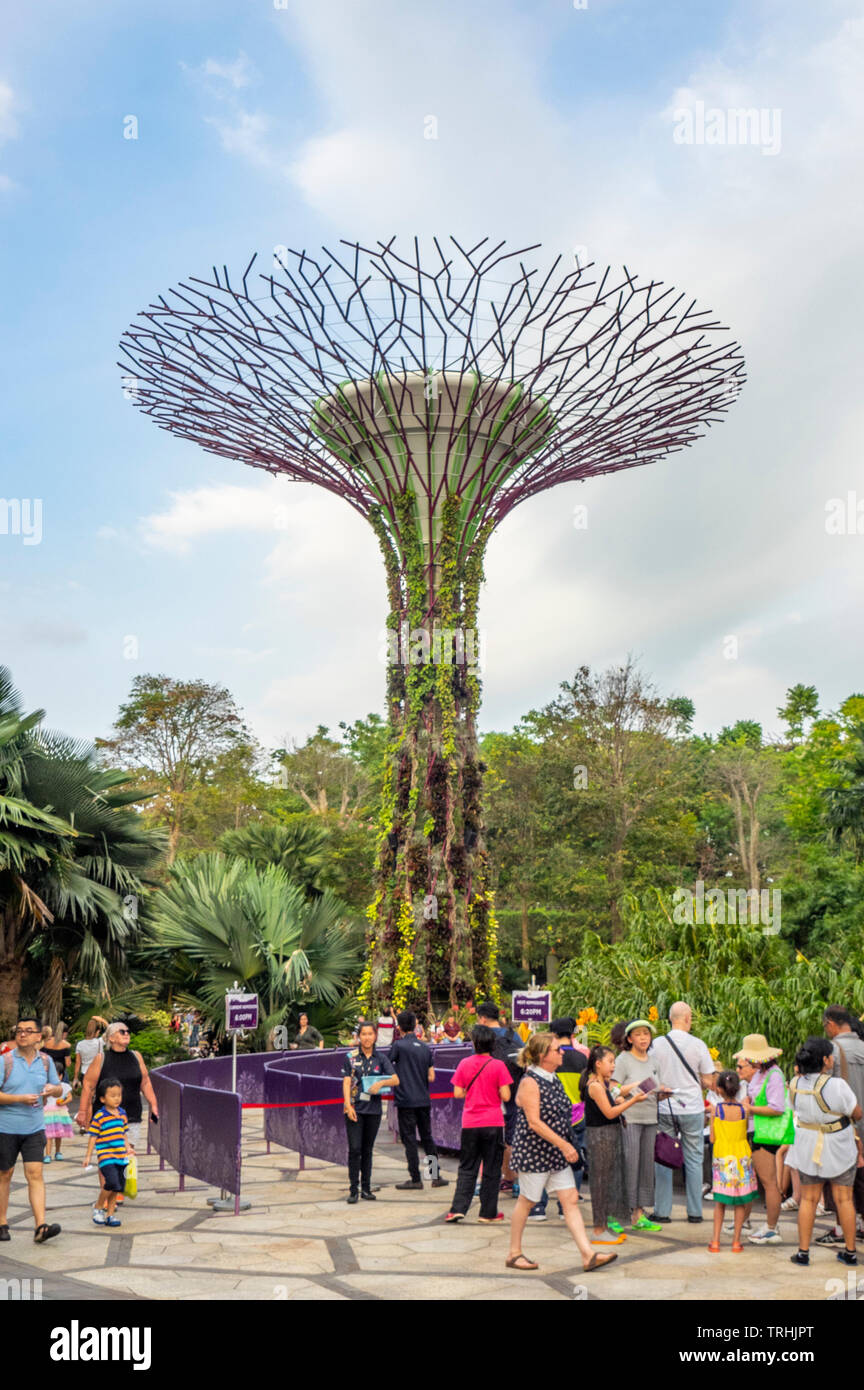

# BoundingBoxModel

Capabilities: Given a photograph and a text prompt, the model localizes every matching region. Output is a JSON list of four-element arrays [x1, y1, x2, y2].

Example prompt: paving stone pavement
[[1, 1114, 858, 1301]]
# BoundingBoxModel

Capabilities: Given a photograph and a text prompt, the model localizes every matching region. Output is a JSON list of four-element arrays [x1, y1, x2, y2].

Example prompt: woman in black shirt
[[341, 1023, 399, 1203], [582, 1045, 648, 1243]]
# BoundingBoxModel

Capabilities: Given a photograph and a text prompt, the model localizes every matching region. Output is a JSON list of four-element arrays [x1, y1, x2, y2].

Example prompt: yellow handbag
[[124, 1154, 138, 1199]]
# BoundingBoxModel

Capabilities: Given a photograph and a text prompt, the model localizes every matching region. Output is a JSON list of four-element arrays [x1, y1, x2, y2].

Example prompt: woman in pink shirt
[[445, 1025, 512, 1224]]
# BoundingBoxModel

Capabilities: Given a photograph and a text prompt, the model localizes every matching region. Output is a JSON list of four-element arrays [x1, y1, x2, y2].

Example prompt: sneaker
[[54, 1152, 66, 1161], [837, 1249, 858, 1266], [478, 1212, 505, 1224], [789, 1250, 810, 1266], [527, 1206, 547, 1223], [815, 1229, 844, 1246], [648, 1212, 671, 1224], [92, 1209, 107, 1226], [105, 1216, 121, 1227], [444, 1211, 465, 1223], [430, 1177, 449, 1188], [816, 1202, 826, 1216], [607, 1220, 625, 1235], [780, 1196, 798, 1212], [724, 1217, 752, 1234], [591, 1232, 626, 1245], [43, 1154, 52, 1164], [360, 1190, 376, 1201], [346, 1193, 359, 1205], [631, 1216, 663, 1232], [395, 1180, 422, 1191], [748, 1225, 782, 1245]]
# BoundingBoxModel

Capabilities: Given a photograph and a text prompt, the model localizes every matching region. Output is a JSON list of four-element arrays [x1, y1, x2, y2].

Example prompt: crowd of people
[[1, 997, 861, 1279], [342, 998, 864, 1275]]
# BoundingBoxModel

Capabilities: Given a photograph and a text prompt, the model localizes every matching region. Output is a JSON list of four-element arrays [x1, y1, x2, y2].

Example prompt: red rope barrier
[[242, 1092, 456, 1110]]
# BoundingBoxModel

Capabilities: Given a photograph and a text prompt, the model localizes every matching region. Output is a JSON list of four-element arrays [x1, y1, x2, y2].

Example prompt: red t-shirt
[[452, 1055, 512, 1128]]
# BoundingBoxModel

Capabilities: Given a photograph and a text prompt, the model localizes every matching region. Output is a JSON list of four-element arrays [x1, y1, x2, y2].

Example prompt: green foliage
[[128, 1027, 184, 1064], [555, 889, 864, 1065], [144, 853, 363, 1045]]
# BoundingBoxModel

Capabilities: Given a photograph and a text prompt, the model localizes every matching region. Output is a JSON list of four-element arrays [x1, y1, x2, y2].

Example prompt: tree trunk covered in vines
[[359, 495, 500, 1016]]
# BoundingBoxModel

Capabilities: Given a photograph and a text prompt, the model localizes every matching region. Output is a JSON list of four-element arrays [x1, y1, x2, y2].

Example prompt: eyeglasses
[[15, 1026, 39, 1035]]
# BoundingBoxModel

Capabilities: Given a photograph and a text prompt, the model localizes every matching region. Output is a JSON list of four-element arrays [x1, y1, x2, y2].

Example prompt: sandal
[[505, 1253, 539, 1271], [707, 1241, 721, 1253], [34, 1223, 61, 1243], [731, 1243, 744, 1253], [583, 1252, 618, 1272]]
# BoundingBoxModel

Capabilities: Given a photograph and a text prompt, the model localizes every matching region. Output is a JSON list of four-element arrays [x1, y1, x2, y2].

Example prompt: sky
[[1, 0, 863, 753]]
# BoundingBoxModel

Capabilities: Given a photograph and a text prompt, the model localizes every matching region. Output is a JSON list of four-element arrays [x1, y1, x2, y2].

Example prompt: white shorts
[[517, 1167, 576, 1205]]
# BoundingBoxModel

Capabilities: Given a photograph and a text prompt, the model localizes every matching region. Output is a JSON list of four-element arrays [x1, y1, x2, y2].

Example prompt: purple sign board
[[511, 990, 552, 1025], [226, 992, 259, 1032]]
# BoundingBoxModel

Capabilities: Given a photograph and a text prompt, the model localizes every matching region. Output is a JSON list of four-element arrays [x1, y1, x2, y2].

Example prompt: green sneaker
[[607, 1220, 625, 1235], [631, 1215, 663, 1232]]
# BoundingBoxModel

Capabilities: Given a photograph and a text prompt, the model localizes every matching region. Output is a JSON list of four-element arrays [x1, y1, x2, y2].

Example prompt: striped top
[[88, 1105, 129, 1167]]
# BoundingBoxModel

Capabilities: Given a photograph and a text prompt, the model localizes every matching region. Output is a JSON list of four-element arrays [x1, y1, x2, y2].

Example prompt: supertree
[[120, 236, 745, 1013]]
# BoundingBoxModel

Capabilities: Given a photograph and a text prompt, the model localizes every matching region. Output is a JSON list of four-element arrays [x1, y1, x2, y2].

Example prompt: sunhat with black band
[[732, 1034, 783, 1063], [624, 1019, 656, 1038]]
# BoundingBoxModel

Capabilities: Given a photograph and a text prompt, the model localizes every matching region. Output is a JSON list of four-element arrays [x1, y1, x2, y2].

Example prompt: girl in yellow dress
[[709, 1069, 758, 1251]]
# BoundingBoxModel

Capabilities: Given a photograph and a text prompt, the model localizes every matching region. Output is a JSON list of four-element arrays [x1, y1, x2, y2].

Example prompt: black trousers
[[451, 1126, 505, 1219], [345, 1111, 381, 1194], [397, 1105, 438, 1181]]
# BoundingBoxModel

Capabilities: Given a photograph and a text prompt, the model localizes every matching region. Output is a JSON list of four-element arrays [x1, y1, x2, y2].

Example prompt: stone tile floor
[[2, 1115, 860, 1301]]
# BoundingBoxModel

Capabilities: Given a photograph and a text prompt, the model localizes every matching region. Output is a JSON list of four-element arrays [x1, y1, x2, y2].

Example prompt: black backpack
[[492, 1028, 524, 1087]]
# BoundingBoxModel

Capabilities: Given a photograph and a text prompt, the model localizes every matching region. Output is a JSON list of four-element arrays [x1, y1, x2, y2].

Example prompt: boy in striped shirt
[[83, 1077, 131, 1227]]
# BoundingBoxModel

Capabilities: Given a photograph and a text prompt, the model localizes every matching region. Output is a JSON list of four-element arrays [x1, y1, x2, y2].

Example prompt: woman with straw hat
[[732, 1033, 792, 1246]]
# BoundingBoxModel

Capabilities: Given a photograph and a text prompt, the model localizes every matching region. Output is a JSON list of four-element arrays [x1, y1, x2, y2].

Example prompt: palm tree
[[145, 853, 362, 1045], [0, 666, 165, 1031], [23, 733, 167, 1025], [218, 819, 330, 898]]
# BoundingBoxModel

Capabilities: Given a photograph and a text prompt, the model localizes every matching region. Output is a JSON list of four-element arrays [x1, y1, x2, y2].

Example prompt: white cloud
[[139, 482, 286, 551], [200, 53, 256, 90]]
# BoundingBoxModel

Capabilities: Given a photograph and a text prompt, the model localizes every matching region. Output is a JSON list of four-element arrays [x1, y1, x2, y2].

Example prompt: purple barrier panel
[[263, 1059, 348, 1165], [262, 1063, 304, 1156], [181, 1083, 242, 1195], [297, 1070, 347, 1165], [150, 1072, 183, 1172]]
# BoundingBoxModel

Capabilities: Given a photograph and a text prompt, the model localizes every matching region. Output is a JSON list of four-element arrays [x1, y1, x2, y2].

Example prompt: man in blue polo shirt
[[0, 1014, 64, 1243]]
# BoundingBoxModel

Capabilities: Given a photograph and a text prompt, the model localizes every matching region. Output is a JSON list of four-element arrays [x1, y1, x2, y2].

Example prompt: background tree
[[0, 668, 164, 1032], [97, 675, 253, 863], [144, 853, 362, 1046], [525, 660, 698, 940], [701, 721, 783, 892]]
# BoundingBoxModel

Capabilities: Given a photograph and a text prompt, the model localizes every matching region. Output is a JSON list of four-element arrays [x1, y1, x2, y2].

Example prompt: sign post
[[511, 990, 552, 1028], [207, 985, 258, 1213]]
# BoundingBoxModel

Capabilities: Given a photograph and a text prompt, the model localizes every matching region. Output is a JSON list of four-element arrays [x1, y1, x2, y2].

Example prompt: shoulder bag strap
[[663, 1034, 703, 1088], [463, 1058, 493, 1095]]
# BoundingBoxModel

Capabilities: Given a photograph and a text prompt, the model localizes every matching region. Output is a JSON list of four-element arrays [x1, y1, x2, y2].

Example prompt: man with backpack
[[0, 1014, 64, 1244], [476, 1001, 524, 1192]]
